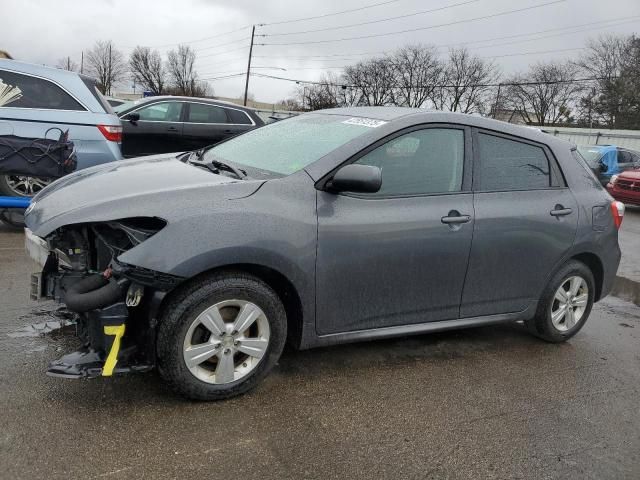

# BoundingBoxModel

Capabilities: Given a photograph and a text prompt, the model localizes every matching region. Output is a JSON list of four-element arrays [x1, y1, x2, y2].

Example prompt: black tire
[[525, 260, 595, 343], [157, 271, 287, 401]]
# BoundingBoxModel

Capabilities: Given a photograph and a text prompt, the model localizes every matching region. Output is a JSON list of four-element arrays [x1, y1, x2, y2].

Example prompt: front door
[[460, 129, 578, 317], [121, 101, 184, 157], [316, 126, 474, 335]]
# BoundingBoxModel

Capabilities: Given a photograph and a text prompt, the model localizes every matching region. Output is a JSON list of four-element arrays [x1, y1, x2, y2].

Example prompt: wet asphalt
[[1, 221, 639, 480]]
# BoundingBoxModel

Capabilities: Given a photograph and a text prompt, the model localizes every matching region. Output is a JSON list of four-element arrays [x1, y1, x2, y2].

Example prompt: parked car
[[607, 169, 640, 206], [117, 96, 264, 157], [576, 145, 640, 186], [0, 59, 122, 199], [25, 108, 622, 400]]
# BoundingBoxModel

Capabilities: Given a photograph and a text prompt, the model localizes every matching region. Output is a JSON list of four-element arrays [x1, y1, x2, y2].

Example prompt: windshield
[[577, 145, 604, 167], [203, 114, 379, 176]]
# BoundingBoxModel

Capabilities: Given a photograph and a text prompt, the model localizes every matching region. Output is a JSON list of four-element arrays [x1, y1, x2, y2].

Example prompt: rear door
[[460, 130, 578, 317], [121, 101, 184, 157], [182, 102, 231, 150]]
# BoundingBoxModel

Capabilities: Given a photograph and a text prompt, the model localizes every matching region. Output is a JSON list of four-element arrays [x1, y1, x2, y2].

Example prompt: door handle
[[441, 214, 471, 225], [223, 129, 233, 134], [550, 207, 573, 217], [167, 126, 178, 132]]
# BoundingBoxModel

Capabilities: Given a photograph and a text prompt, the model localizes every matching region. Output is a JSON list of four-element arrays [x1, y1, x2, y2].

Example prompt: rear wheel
[[526, 260, 595, 342], [157, 272, 287, 400], [0, 174, 52, 196]]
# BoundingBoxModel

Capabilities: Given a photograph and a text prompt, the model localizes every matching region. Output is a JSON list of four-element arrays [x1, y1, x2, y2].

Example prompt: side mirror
[[328, 164, 382, 194], [125, 112, 140, 124]]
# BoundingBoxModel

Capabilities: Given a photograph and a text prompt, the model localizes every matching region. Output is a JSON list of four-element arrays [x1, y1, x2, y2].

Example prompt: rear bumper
[[600, 241, 621, 300]]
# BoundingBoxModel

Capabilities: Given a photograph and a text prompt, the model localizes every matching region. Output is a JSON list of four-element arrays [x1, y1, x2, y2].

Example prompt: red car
[[607, 169, 640, 206]]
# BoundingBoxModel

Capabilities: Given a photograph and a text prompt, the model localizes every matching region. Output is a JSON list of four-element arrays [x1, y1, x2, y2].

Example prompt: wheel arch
[[570, 252, 604, 301], [161, 262, 305, 349]]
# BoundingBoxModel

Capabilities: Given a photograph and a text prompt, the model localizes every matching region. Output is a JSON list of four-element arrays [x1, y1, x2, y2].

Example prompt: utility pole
[[243, 25, 256, 107], [80, 51, 84, 74], [492, 83, 502, 119]]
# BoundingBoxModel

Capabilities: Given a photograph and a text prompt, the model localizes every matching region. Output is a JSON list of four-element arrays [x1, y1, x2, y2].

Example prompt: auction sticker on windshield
[[342, 118, 387, 128]]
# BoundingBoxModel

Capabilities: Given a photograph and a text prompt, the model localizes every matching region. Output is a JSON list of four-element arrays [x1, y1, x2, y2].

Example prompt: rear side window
[[226, 108, 252, 125], [187, 103, 228, 123], [0, 69, 84, 111], [476, 133, 551, 191]]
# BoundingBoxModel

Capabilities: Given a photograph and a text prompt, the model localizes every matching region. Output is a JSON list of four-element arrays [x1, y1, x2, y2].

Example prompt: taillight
[[611, 200, 625, 229], [97, 124, 122, 143]]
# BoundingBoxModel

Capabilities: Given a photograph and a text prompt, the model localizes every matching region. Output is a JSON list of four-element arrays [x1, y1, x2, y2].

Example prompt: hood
[[25, 153, 264, 236]]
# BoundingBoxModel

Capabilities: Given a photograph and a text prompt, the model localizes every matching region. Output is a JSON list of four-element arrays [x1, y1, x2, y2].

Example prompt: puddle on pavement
[[8, 307, 77, 338]]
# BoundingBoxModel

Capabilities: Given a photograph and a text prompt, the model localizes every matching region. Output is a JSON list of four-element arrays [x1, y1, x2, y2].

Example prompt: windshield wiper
[[186, 149, 247, 180]]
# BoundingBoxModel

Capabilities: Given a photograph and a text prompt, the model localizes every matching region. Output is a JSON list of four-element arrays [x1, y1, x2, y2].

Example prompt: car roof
[[311, 106, 570, 149], [121, 95, 257, 112]]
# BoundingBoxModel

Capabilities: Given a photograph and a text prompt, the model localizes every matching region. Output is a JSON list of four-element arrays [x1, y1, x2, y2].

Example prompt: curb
[[610, 275, 640, 307]]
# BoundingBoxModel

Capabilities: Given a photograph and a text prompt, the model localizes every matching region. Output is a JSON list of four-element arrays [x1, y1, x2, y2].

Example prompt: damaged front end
[[26, 217, 183, 379]]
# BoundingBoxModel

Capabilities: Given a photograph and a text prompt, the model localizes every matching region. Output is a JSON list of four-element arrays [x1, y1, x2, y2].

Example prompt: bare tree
[[298, 73, 347, 110], [56, 56, 77, 72], [166, 45, 207, 96], [504, 61, 583, 126], [85, 40, 127, 95], [343, 58, 396, 106], [576, 35, 628, 127], [389, 45, 444, 107], [432, 48, 500, 114], [129, 46, 166, 95]]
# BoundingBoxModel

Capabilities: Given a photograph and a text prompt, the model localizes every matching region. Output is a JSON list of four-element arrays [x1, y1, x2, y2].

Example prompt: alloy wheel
[[550, 276, 589, 332], [5, 175, 52, 196], [182, 299, 270, 384]]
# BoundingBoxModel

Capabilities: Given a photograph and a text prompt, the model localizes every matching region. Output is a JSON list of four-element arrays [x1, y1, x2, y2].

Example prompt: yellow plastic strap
[[102, 324, 126, 377]]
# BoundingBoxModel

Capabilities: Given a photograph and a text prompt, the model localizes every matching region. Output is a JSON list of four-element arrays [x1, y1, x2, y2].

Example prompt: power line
[[194, 37, 251, 53], [252, 15, 638, 59], [197, 45, 249, 60], [128, 25, 252, 49], [486, 47, 586, 59], [258, 0, 566, 45], [259, 0, 483, 37], [260, 0, 403, 26], [250, 72, 613, 88], [200, 73, 246, 81]]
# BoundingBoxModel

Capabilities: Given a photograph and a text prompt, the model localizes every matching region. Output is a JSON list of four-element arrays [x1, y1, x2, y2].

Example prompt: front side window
[[136, 102, 183, 122], [204, 114, 376, 176], [354, 128, 464, 196], [187, 103, 227, 123], [476, 133, 551, 191], [0, 70, 84, 110]]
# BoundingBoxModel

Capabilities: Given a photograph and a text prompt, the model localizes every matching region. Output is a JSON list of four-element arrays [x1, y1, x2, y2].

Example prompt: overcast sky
[[4, 0, 640, 103]]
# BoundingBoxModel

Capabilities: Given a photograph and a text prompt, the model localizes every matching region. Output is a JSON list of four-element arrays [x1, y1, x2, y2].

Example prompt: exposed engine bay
[[27, 217, 183, 378]]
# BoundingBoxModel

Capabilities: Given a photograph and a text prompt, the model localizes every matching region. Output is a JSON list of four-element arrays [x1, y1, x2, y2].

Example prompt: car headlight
[[610, 175, 618, 185]]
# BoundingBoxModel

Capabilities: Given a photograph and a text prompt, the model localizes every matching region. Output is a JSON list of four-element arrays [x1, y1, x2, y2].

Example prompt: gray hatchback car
[[25, 107, 622, 400]]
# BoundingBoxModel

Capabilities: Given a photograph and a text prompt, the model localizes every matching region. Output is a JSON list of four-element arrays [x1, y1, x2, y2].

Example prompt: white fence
[[541, 126, 640, 150]]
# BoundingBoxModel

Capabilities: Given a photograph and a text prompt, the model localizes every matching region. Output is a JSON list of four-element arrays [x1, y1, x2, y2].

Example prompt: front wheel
[[526, 260, 595, 343], [157, 272, 287, 401]]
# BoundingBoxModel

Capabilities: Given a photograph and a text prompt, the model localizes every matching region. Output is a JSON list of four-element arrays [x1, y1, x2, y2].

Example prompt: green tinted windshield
[[204, 114, 379, 175]]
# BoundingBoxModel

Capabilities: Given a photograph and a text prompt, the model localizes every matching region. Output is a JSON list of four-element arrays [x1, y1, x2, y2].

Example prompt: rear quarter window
[[0, 69, 85, 111], [476, 133, 552, 191], [226, 108, 253, 125]]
